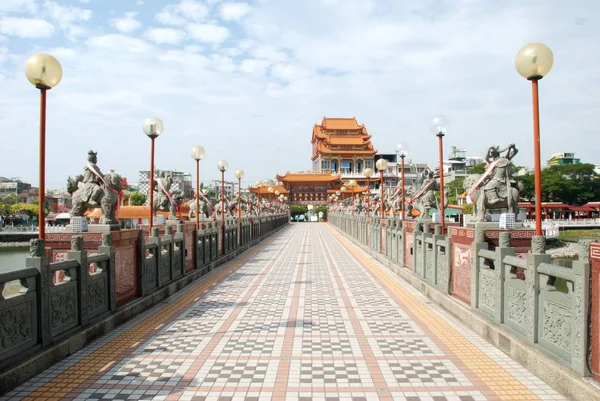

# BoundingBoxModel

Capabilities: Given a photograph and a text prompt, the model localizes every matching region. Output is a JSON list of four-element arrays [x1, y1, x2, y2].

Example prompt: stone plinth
[[46, 230, 141, 306], [591, 242, 600, 382], [449, 226, 537, 306]]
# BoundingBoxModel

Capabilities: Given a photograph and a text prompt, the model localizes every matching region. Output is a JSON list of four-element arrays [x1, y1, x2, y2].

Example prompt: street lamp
[[235, 170, 244, 220], [396, 144, 409, 221], [217, 160, 228, 254], [515, 43, 554, 236], [430, 115, 450, 234], [190, 145, 205, 230], [25, 53, 63, 240], [376, 159, 388, 218], [143, 116, 164, 231]]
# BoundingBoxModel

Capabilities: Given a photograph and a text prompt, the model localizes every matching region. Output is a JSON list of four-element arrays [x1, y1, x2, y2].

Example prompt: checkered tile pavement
[[2, 224, 569, 401]]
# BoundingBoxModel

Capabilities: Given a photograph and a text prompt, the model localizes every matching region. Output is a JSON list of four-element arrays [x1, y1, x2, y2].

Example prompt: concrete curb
[[0, 226, 288, 396], [333, 226, 600, 401]]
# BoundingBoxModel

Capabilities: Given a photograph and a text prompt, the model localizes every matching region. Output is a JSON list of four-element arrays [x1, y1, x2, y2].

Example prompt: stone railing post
[[413, 223, 424, 277], [67, 236, 88, 327], [527, 235, 551, 344], [28, 239, 51, 346], [572, 241, 591, 376], [494, 232, 514, 323], [396, 221, 404, 266], [470, 228, 487, 308], [98, 233, 117, 311]]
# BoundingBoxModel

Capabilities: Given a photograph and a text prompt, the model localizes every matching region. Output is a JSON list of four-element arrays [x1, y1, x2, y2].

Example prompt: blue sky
[[0, 0, 599, 189]]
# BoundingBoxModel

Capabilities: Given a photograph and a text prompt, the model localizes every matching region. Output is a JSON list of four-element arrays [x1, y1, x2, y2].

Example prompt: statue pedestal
[[87, 224, 121, 232], [166, 219, 181, 226], [466, 221, 524, 229]]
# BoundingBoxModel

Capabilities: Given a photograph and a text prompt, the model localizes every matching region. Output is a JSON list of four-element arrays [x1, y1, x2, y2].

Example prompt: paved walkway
[[2, 224, 568, 401]]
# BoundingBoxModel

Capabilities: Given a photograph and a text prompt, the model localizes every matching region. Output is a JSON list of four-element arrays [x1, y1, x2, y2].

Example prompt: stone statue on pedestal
[[67, 151, 123, 226], [153, 172, 181, 220], [406, 167, 445, 219], [463, 143, 521, 222]]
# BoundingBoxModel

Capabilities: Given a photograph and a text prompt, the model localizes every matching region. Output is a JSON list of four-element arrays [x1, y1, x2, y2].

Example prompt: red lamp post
[[25, 53, 63, 240], [515, 43, 554, 236], [190, 145, 206, 230], [142, 117, 165, 231], [235, 170, 244, 246], [217, 160, 229, 254], [430, 115, 450, 234]]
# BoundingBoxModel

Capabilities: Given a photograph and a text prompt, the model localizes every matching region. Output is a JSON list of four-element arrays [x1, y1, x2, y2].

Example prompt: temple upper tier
[[311, 117, 377, 175]]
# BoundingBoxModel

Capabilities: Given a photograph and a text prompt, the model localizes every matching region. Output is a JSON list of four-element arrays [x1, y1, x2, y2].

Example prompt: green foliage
[[1, 193, 19, 205], [557, 229, 600, 243], [10, 203, 39, 216], [463, 204, 474, 215], [468, 163, 487, 174], [315, 206, 328, 220], [130, 191, 147, 206], [517, 163, 599, 204], [445, 178, 465, 205], [290, 205, 308, 218]]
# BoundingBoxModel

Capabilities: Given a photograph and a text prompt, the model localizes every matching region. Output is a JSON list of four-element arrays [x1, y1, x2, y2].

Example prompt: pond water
[[0, 247, 30, 273]]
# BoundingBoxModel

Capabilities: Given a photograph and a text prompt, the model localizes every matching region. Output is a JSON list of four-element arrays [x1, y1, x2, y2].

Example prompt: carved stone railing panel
[[142, 244, 158, 294], [503, 254, 529, 337], [85, 255, 109, 321], [48, 260, 79, 338], [172, 238, 184, 280]]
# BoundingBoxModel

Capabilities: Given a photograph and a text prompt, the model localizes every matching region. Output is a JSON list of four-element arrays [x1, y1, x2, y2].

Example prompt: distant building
[[0, 177, 32, 198], [138, 169, 193, 199], [547, 152, 580, 166], [311, 117, 377, 178], [442, 146, 485, 183]]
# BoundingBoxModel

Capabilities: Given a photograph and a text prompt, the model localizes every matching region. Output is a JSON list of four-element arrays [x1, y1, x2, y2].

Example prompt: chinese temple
[[276, 172, 368, 206], [311, 117, 377, 186]]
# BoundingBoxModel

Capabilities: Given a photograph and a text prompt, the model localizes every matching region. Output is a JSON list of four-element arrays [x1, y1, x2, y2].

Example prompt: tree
[[1, 193, 19, 205], [468, 163, 487, 174], [130, 192, 147, 206], [445, 177, 465, 205], [516, 163, 600, 204]]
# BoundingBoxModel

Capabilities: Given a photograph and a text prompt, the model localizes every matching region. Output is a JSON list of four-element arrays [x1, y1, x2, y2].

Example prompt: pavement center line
[[315, 225, 392, 399], [326, 224, 541, 401]]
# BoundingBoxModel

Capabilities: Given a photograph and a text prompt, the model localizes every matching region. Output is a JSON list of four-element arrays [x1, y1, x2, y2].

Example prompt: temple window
[[340, 161, 352, 174], [356, 160, 363, 173], [365, 160, 374, 169]]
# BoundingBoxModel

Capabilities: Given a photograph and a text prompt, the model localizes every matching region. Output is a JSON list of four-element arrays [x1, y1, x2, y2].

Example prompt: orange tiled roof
[[248, 185, 290, 195], [85, 205, 190, 220], [321, 117, 362, 130], [276, 173, 340, 183]]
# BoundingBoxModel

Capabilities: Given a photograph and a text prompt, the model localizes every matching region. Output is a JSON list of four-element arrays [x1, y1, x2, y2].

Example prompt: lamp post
[[190, 145, 205, 230], [515, 43, 554, 236], [142, 116, 164, 231], [430, 115, 450, 234], [396, 144, 409, 221], [235, 170, 244, 220], [235, 169, 244, 246], [364, 168, 374, 245], [217, 160, 228, 254], [376, 159, 388, 218], [25, 53, 63, 240]]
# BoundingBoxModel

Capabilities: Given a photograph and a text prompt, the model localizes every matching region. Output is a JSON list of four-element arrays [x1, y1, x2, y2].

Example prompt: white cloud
[[44, 0, 92, 39], [88, 34, 153, 55], [0, 17, 54, 38], [0, 0, 599, 189], [0, 0, 37, 14], [156, 0, 208, 26], [111, 12, 142, 33], [146, 28, 186, 45], [219, 2, 251, 21], [187, 23, 230, 44]]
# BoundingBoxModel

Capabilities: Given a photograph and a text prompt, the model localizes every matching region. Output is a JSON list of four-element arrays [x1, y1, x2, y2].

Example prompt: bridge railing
[[0, 214, 289, 391], [329, 213, 593, 379]]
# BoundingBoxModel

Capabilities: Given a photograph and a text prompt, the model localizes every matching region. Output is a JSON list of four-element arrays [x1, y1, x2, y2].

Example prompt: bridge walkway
[[2, 224, 566, 401]]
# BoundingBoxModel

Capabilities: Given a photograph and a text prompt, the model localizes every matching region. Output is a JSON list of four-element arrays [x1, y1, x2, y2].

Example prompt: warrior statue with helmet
[[463, 143, 521, 222]]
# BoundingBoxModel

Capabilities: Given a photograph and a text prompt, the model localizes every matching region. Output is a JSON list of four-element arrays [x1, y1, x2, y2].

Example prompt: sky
[[0, 0, 599, 189]]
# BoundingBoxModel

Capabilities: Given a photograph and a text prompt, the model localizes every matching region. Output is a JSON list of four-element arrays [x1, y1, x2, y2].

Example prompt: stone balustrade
[[329, 213, 594, 379], [0, 214, 289, 381]]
